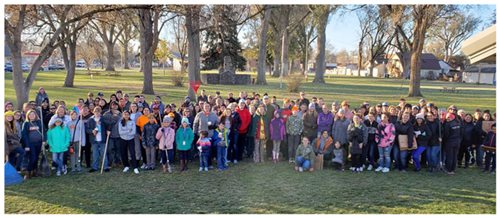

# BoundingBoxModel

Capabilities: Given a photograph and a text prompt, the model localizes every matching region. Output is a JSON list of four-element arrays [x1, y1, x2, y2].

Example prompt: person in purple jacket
[[269, 110, 286, 163], [317, 105, 334, 137]]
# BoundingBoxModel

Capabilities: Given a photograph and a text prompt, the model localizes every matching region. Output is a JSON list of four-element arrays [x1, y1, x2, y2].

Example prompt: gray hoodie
[[68, 118, 86, 146], [118, 119, 136, 141]]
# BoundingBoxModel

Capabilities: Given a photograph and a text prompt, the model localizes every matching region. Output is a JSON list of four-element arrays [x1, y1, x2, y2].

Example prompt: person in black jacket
[[425, 112, 441, 172], [363, 112, 379, 170], [395, 112, 414, 172], [443, 112, 463, 175], [412, 114, 431, 172], [227, 103, 241, 164], [458, 114, 475, 168]]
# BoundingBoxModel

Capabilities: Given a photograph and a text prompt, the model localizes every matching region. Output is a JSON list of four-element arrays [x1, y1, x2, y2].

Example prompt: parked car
[[76, 61, 86, 68], [5, 63, 13, 72], [48, 64, 65, 70], [21, 64, 30, 72]]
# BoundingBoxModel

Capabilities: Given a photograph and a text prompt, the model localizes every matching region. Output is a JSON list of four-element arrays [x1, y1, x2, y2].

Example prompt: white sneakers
[[133, 168, 139, 174], [375, 166, 383, 172], [204, 167, 208, 172], [199, 167, 203, 172], [123, 167, 130, 173], [299, 167, 304, 172], [382, 167, 390, 173], [140, 163, 147, 169], [367, 165, 373, 171]]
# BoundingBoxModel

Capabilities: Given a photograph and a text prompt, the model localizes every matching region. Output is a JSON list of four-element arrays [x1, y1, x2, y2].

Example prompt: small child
[[212, 123, 229, 171], [142, 114, 159, 170], [269, 110, 286, 163], [197, 131, 211, 172], [156, 116, 175, 173], [482, 123, 496, 174], [47, 118, 71, 176], [332, 141, 345, 171]]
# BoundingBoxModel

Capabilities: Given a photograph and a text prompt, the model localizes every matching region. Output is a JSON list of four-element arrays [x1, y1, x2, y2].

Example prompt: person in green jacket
[[47, 117, 70, 176], [295, 137, 315, 172], [175, 118, 194, 172]]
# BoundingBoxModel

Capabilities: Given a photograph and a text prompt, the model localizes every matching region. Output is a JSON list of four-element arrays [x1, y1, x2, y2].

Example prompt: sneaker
[[104, 168, 110, 172], [140, 163, 147, 169], [233, 160, 238, 164], [367, 165, 373, 171], [123, 167, 130, 173], [133, 168, 139, 174], [56, 171, 61, 176], [299, 167, 303, 172], [208, 165, 214, 169], [199, 167, 203, 172], [375, 166, 383, 172], [204, 167, 208, 172], [51, 166, 56, 170], [359, 167, 363, 172], [63, 166, 68, 175], [349, 167, 355, 171], [382, 167, 390, 173]]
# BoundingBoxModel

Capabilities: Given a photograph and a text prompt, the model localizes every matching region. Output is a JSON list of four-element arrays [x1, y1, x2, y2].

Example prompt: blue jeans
[[399, 150, 408, 170], [295, 156, 311, 170], [228, 133, 238, 162], [378, 146, 392, 168], [52, 152, 64, 173], [8, 147, 25, 170], [412, 146, 427, 170], [199, 151, 209, 168], [426, 145, 440, 168], [160, 149, 174, 165], [392, 145, 400, 169], [366, 141, 377, 166], [27, 141, 42, 171], [484, 151, 496, 171], [107, 137, 122, 165], [92, 141, 109, 171], [217, 146, 228, 169], [474, 144, 484, 167]]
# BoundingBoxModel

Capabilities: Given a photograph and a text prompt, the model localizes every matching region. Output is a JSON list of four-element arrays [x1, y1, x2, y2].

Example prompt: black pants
[[445, 143, 459, 172], [458, 142, 472, 167], [208, 142, 216, 166], [351, 154, 362, 168], [120, 138, 137, 169], [82, 134, 92, 167], [237, 132, 247, 161], [141, 146, 147, 166], [246, 135, 255, 159], [484, 151, 496, 172]]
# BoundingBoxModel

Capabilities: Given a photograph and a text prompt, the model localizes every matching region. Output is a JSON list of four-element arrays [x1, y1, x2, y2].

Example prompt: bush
[[285, 74, 303, 93], [172, 71, 186, 87]]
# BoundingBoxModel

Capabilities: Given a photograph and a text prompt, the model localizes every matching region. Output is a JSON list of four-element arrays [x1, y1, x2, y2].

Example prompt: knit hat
[[382, 102, 389, 107], [181, 117, 190, 125], [416, 113, 425, 120], [338, 109, 345, 114], [263, 95, 269, 100], [4, 111, 15, 117], [239, 99, 246, 104], [163, 116, 172, 123], [54, 117, 63, 123], [292, 106, 299, 112], [308, 103, 315, 109]]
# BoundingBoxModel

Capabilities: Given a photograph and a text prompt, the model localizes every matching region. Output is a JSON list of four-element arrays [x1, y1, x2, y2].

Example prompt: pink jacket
[[376, 122, 396, 148], [156, 127, 175, 150]]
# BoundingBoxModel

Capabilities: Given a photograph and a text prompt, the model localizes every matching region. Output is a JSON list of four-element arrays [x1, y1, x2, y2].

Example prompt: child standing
[[142, 114, 159, 170], [212, 123, 229, 171], [269, 110, 286, 163], [347, 114, 368, 173], [156, 116, 175, 173], [332, 141, 345, 171], [197, 131, 211, 172], [47, 118, 71, 176], [176, 118, 194, 172], [68, 111, 85, 173], [482, 123, 496, 174]]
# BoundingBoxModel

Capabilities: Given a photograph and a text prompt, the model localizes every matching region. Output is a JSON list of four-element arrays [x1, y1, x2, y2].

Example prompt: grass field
[[3, 68, 497, 214]]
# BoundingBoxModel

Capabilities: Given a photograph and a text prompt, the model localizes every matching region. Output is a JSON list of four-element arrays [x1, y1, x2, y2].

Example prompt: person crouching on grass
[[295, 137, 315, 172], [142, 114, 160, 170], [157, 116, 175, 173], [197, 131, 211, 172], [212, 122, 229, 171], [47, 118, 70, 176]]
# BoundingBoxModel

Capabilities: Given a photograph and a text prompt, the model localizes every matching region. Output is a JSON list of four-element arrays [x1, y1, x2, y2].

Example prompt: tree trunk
[[313, 14, 327, 83], [139, 8, 155, 95], [368, 59, 375, 77], [186, 6, 201, 100], [357, 42, 363, 77], [408, 22, 427, 97], [272, 33, 281, 77], [256, 7, 271, 85], [303, 42, 308, 75], [105, 42, 116, 71], [123, 43, 130, 69], [280, 32, 290, 77], [63, 41, 77, 87], [11, 52, 29, 110]]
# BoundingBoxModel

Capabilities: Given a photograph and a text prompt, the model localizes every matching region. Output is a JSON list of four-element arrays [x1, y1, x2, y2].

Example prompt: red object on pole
[[190, 80, 201, 93]]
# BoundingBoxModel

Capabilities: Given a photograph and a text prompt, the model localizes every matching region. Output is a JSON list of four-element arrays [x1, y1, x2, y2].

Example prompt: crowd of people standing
[[4, 87, 496, 180]]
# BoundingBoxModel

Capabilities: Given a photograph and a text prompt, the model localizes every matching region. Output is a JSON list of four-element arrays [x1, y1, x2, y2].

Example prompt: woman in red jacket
[[236, 99, 251, 161]]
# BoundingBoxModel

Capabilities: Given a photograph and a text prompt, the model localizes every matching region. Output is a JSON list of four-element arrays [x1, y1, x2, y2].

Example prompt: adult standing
[[286, 106, 303, 163], [332, 109, 350, 162], [193, 103, 219, 167], [443, 112, 463, 175], [102, 101, 122, 167], [303, 103, 319, 143], [296, 92, 310, 108], [21, 110, 45, 179], [395, 113, 415, 172], [118, 111, 139, 174], [35, 87, 49, 107], [317, 105, 334, 137], [235, 100, 251, 162], [425, 112, 441, 172]]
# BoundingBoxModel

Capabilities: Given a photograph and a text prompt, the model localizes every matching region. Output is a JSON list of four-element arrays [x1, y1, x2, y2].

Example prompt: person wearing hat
[[176, 118, 194, 171], [412, 113, 431, 172], [330, 101, 339, 115], [156, 116, 176, 173], [303, 103, 319, 143], [47, 117, 71, 176], [5, 101, 14, 112], [286, 106, 303, 163], [5, 110, 25, 172], [35, 87, 49, 107], [382, 102, 389, 113], [182, 96, 193, 108], [442, 112, 463, 175]]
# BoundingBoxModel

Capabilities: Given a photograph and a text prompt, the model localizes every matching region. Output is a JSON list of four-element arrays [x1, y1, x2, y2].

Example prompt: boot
[[162, 164, 167, 173], [24, 171, 31, 180], [180, 160, 185, 172], [32, 169, 39, 177], [272, 151, 276, 163]]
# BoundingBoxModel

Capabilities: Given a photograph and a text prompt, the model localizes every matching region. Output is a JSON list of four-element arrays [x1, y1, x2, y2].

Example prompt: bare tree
[[171, 15, 188, 72], [89, 11, 125, 71], [256, 5, 272, 85], [117, 12, 138, 69], [310, 5, 339, 83]]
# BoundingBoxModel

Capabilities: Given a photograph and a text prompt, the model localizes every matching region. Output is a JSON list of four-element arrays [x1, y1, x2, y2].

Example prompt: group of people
[[4, 87, 497, 180]]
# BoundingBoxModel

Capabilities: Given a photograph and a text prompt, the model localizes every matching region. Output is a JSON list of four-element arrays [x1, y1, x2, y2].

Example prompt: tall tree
[[170, 15, 188, 72], [384, 5, 455, 97], [117, 12, 138, 69], [310, 5, 338, 83], [89, 11, 124, 71], [256, 5, 272, 85], [295, 15, 317, 75]]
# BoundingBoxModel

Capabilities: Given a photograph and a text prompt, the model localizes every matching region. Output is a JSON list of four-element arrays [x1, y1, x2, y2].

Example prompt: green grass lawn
[[3, 68, 497, 214], [3, 68, 496, 112]]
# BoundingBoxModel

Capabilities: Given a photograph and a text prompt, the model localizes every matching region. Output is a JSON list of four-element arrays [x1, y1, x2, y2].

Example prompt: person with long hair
[[118, 111, 139, 174], [47, 118, 70, 176], [5, 111, 24, 171], [21, 109, 45, 179]]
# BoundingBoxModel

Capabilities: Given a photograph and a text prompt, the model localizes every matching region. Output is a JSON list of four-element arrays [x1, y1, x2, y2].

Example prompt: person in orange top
[[136, 107, 156, 169], [313, 130, 334, 167]]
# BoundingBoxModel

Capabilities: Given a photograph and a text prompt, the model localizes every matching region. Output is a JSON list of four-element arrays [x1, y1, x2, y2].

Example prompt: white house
[[462, 64, 496, 85], [461, 24, 496, 85]]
